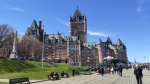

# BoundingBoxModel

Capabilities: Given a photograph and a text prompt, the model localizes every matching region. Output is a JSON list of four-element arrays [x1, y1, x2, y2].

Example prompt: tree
[[17, 36, 43, 60], [0, 24, 14, 59], [0, 24, 14, 47]]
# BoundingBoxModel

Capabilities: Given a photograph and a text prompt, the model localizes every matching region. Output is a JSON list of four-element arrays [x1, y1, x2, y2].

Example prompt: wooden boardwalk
[[33, 68, 150, 84]]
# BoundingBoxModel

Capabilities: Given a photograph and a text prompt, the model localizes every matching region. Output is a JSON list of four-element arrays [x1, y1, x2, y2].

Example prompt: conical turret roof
[[98, 38, 102, 44], [106, 36, 112, 43], [73, 7, 82, 19], [116, 38, 123, 45]]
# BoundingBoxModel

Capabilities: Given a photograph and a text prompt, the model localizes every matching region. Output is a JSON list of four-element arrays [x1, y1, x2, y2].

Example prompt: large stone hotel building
[[25, 8, 128, 66]]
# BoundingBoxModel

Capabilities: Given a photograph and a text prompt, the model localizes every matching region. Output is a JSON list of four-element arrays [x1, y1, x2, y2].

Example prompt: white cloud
[[55, 18, 68, 26], [7, 5, 26, 13], [87, 30, 109, 37], [50, 15, 68, 27], [137, 6, 142, 12]]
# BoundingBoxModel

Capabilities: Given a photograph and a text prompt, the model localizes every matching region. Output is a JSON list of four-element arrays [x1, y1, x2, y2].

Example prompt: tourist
[[100, 67, 104, 76], [114, 67, 117, 74], [134, 64, 143, 84], [55, 72, 59, 80], [72, 69, 75, 77], [103, 67, 106, 74], [118, 65, 123, 77], [111, 67, 114, 75], [61, 71, 65, 77]]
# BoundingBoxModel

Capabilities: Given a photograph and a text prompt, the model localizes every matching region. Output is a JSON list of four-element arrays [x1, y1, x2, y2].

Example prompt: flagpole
[[42, 25, 44, 68]]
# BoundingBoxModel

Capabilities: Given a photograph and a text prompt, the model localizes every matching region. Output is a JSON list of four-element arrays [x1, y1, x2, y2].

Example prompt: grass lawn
[[0, 60, 85, 80], [0, 82, 8, 84]]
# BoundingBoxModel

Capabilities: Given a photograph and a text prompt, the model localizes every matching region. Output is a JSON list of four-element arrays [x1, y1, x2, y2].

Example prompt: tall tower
[[69, 7, 87, 43]]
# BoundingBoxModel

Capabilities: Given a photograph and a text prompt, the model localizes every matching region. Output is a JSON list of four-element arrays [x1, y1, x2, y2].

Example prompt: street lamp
[[87, 57, 91, 73]]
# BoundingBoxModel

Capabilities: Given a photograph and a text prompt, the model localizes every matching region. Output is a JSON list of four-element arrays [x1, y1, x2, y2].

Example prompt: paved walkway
[[1, 68, 150, 84]]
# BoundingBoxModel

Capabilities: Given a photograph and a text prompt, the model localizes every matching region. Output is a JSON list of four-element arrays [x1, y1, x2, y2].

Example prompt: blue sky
[[0, 0, 150, 63]]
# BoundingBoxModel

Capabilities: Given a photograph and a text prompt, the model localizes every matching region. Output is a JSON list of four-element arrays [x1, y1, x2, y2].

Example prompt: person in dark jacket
[[134, 64, 143, 84], [100, 67, 104, 76], [72, 69, 75, 77], [118, 65, 123, 77]]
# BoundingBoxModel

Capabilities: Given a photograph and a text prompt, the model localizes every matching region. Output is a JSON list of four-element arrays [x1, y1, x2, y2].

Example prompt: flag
[[41, 25, 44, 30]]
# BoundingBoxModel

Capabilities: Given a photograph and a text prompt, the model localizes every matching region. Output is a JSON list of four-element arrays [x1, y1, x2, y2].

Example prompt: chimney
[[39, 21, 42, 28]]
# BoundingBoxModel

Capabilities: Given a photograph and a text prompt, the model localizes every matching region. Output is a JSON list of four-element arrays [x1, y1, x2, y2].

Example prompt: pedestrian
[[72, 69, 75, 77], [134, 64, 143, 84], [114, 67, 117, 74], [111, 67, 114, 75], [118, 65, 123, 77], [100, 67, 104, 76]]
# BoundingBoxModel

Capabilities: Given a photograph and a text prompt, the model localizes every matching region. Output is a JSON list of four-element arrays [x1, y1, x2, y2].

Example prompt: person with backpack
[[134, 64, 143, 84]]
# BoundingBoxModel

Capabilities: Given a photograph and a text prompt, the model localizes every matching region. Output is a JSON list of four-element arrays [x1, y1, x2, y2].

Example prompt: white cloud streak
[[55, 18, 68, 26], [87, 30, 109, 37], [50, 15, 68, 27], [7, 5, 26, 13], [53, 16, 110, 37]]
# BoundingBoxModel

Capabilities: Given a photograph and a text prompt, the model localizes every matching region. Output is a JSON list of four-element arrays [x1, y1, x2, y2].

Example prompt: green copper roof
[[25, 20, 40, 35], [116, 38, 123, 45], [48, 33, 78, 41], [108, 44, 117, 50], [83, 42, 96, 49], [98, 38, 102, 44], [48, 33, 65, 39], [106, 36, 112, 43]]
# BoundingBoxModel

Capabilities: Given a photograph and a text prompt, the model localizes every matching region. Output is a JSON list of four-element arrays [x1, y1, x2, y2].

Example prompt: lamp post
[[87, 57, 91, 73]]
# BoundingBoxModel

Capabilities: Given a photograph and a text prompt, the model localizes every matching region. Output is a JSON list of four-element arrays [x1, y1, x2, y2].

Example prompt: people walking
[[72, 69, 75, 77], [111, 67, 114, 75], [100, 67, 104, 76], [134, 64, 143, 84], [118, 65, 123, 77]]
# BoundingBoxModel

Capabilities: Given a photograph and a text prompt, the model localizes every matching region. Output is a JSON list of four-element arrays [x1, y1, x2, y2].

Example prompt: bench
[[9, 77, 30, 84], [80, 69, 91, 75], [74, 71, 80, 75]]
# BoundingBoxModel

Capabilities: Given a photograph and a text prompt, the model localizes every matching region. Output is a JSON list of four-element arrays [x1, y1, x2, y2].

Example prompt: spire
[[98, 38, 102, 44], [116, 38, 123, 46], [73, 7, 82, 19], [69, 14, 72, 21], [84, 14, 87, 21], [106, 36, 112, 43]]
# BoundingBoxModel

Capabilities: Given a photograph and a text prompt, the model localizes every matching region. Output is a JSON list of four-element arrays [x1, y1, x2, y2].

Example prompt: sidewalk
[[0, 69, 150, 84]]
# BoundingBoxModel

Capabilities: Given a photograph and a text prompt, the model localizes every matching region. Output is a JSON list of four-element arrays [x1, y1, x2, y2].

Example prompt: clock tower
[[69, 7, 87, 43]]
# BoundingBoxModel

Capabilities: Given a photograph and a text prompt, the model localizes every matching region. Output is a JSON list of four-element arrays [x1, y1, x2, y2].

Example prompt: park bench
[[74, 71, 80, 75], [80, 69, 91, 75], [9, 77, 30, 84]]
